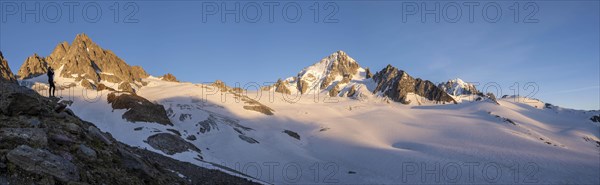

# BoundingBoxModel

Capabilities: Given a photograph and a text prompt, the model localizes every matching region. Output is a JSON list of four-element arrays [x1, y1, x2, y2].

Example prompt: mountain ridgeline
[[14, 34, 479, 104], [272, 50, 478, 104], [18, 33, 149, 93]]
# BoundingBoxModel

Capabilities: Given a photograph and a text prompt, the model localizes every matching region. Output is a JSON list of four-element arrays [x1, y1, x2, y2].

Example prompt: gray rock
[[167, 128, 181, 136], [186, 135, 197, 141], [28, 117, 41, 127], [64, 122, 81, 134], [50, 134, 76, 145], [107, 93, 172, 126], [238, 135, 259, 144], [590, 115, 600, 123], [78, 144, 97, 159], [0, 128, 48, 147], [6, 145, 79, 182], [146, 133, 201, 155], [0, 93, 42, 116], [283, 130, 300, 140], [87, 126, 113, 145], [198, 118, 217, 134]]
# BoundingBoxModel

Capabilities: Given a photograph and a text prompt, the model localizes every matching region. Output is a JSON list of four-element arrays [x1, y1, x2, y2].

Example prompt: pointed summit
[[17, 33, 150, 93], [293, 51, 361, 95], [438, 78, 479, 96], [17, 53, 47, 79]]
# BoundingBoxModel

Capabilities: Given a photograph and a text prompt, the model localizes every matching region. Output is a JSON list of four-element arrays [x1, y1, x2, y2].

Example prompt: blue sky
[[1, 1, 598, 110]]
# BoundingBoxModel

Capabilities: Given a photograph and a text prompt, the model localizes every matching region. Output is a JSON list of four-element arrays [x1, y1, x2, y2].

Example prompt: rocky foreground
[[0, 82, 257, 185]]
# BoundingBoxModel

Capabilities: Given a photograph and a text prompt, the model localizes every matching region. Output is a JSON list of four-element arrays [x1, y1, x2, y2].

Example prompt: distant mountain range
[[1, 33, 598, 184]]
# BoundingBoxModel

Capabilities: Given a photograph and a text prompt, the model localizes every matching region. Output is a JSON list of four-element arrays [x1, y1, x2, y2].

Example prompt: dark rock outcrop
[[107, 93, 172, 125], [283, 130, 300, 140], [146, 133, 201, 155], [591, 115, 600, 123], [372, 65, 456, 104], [365, 67, 373, 79]]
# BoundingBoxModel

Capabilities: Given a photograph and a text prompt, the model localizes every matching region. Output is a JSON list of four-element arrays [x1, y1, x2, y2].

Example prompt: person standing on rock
[[47, 67, 56, 97]]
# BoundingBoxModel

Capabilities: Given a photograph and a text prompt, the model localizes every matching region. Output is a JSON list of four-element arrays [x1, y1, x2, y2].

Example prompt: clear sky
[[1, 1, 598, 110]]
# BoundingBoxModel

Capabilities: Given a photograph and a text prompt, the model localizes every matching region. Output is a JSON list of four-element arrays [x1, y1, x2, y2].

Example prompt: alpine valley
[[1, 34, 598, 184]]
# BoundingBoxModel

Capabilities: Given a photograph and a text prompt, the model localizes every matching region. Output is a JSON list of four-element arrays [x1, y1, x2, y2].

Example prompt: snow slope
[[20, 75, 599, 184]]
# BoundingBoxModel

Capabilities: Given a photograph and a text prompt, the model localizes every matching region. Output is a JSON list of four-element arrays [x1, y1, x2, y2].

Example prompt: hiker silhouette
[[47, 67, 55, 97]]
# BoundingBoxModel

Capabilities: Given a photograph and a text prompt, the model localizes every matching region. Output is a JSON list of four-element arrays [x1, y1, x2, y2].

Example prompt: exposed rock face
[[275, 79, 291, 94], [365, 67, 373, 79], [160, 73, 179, 82], [372, 65, 456, 104], [146, 133, 201, 155], [295, 50, 360, 94], [17, 54, 47, 79], [438, 78, 479, 96], [212, 80, 228, 92], [7, 145, 79, 182], [329, 84, 340, 97], [0, 82, 254, 184], [107, 93, 173, 126], [0, 51, 17, 83], [17, 33, 150, 92], [347, 85, 357, 97], [283, 130, 300, 140], [591, 115, 600, 123]]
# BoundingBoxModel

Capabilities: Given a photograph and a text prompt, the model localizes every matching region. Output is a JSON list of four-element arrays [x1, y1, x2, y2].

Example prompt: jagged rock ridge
[[372, 65, 457, 104], [18, 33, 149, 92]]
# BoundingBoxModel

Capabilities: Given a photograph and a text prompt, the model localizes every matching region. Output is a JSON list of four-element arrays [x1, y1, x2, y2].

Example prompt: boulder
[[107, 93, 172, 125], [6, 145, 79, 182], [283, 130, 300, 140], [0, 93, 42, 116], [0, 128, 48, 147], [146, 133, 201, 155]]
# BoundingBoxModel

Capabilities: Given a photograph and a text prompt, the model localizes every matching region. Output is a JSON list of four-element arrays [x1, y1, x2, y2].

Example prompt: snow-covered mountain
[[439, 78, 480, 96], [7, 34, 600, 184]]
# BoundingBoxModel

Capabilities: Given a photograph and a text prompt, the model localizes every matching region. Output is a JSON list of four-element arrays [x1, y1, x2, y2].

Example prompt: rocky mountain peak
[[17, 33, 150, 93], [293, 51, 361, 95], [0, 51, 17, 83], [160, 73, 179, 82], [373, 64, 456, 104], [17, 54, 47, 79], [438, 78, 479, 96]]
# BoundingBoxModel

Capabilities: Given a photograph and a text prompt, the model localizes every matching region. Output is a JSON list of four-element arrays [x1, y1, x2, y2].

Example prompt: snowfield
[[20, 74, 600, 184]]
